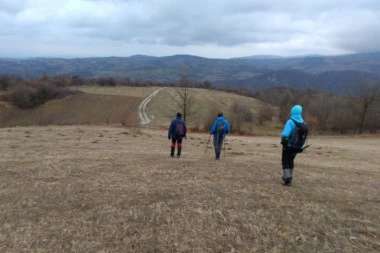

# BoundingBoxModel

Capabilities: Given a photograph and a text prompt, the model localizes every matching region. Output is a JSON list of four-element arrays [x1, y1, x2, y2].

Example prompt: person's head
[[176, 112, 182, 118], [290, 105, 302, 116], [217, 112, 223, 117]]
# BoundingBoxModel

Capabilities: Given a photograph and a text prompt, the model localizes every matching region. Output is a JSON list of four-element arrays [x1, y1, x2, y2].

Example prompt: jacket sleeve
[[281, 119, 294, 138], [168, 121, 173, 138], [210, 121, 217, 134], [225, 120, 230, 134]]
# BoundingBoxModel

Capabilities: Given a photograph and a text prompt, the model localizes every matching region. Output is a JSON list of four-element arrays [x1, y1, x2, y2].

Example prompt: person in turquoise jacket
[[281, 105, 305, 185], [210, 112, 230, 160]]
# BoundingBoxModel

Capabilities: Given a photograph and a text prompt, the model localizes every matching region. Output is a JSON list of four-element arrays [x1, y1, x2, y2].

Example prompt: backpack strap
[[290, 118, 299, 126]]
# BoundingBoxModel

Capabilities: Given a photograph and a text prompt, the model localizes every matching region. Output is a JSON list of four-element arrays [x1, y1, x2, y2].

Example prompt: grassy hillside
[[0, 125, 379, 252], [0, 86, 267, 131], [0, 93, 142, 127], [0, 86, 158, 127], [145, 88, 264, 126], [71, 86, 158, 97]]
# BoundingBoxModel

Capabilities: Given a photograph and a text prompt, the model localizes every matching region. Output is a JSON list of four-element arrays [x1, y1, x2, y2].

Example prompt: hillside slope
[[0, 86, 265, 129]]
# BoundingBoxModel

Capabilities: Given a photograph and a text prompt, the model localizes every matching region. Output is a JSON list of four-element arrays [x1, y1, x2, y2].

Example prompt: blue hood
[[217, 116, 225, 121], [290, 105, 303, 123], [281, 105, 304, 139]]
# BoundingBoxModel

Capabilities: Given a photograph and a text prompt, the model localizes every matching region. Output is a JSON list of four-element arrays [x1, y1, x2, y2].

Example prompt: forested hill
[[1, 52, 380, 94]]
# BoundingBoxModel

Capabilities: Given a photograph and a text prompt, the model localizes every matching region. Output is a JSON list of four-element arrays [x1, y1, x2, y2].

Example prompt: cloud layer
[[1, 0, 379, 58]]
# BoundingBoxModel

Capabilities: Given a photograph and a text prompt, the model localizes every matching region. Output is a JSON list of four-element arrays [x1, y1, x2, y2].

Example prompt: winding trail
[[138, 88, 164, 125]]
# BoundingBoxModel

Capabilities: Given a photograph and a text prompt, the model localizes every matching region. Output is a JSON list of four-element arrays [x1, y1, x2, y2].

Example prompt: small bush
[[229, 100, 255, 134], [7, 83, 74, 109], [7, 85, 35, 109], [202, 107, 220, 132], [257, 104, 275, 125], [0, 74, 12, 90]]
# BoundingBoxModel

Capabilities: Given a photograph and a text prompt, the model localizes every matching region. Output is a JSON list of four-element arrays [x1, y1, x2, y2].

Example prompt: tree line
[[0, 73, 379, 134]]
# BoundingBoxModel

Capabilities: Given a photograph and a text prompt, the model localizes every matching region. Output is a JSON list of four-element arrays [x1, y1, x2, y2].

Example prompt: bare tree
[[171, 70, 196, 123], [347, 76, 380, 133], [229, 100, 255, 134], [257, 103, 275, 125]]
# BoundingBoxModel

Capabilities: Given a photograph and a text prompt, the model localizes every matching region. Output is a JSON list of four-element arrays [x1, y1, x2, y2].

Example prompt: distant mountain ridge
[[1, 52, 379, 93]]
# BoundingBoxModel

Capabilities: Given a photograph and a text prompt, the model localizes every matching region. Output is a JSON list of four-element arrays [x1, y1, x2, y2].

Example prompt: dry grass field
[[0, 86, 265, 130], [145, 88, 264, 126], [0, 93, 142, 127], [0, 126, 379, 252], [0, 86, 159, 127]]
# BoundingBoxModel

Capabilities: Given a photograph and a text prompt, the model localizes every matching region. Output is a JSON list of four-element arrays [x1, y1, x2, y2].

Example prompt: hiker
[[280, 104, 308, 186], [210, 112, 230, 160], [168, 112, 187, 158]]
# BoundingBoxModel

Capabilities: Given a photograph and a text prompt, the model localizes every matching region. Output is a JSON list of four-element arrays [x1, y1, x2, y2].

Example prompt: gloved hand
[[168, 136, 171, 140], [281, 137, 289, 146]]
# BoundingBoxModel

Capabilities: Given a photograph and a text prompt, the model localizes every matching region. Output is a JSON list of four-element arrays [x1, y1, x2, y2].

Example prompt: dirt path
[[138, 88, 164, 125]]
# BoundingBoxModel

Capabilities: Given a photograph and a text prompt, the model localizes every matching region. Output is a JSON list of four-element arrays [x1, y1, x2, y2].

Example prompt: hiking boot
[[177, 154, 181, 158], [282, 177, 292, 186]]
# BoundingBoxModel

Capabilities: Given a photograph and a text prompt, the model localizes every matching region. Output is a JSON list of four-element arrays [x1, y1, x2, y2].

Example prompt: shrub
[[257, 104, 275, 125], [7, 83, 74, 109], [7, 85, 35, 109], [229, 100, 255, 134], [71, 75, 85, 86], [0, 74, 12, 90], [202, 107, 220, 131]]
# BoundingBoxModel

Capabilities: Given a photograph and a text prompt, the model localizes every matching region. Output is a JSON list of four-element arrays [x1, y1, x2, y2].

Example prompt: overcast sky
[[1, 0, 379, 59]]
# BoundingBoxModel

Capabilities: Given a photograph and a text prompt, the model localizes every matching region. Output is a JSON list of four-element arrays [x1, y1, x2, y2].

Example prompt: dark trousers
[[171, 138, 182, 156], [213, 139, 224, 159], [282, 146, 299, 183]]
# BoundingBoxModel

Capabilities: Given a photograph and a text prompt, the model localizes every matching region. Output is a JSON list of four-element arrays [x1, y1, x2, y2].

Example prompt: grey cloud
[[1, 0, 380, 58], [69, 1, 311, 46], [0, 0, 27, 14]]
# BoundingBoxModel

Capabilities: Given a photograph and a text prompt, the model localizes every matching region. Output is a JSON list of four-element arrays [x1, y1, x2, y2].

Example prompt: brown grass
[[0, 93, 141, 127], [0, 126, 379, 252], [146, 87, 264, 127], [0, 86, 265, 130], [71, 86, 158, 98]]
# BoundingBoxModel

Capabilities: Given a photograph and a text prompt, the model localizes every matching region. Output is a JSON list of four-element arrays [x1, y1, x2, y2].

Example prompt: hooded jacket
[[210, 116, 230, 140], [281, 105, 304, 147]]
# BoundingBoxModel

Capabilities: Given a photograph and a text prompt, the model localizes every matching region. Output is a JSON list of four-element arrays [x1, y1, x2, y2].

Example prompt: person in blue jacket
[[168, 112, 187, 158], [210, 112, 230, 160], [281, 105, 305, 185]]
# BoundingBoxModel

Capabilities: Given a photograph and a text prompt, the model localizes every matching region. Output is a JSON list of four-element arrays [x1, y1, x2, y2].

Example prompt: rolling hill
[[0, 86, 266, 130], [1, 52, 380, 94]]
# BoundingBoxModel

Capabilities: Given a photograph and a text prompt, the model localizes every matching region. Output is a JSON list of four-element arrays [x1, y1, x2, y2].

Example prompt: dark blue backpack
[[216, 120, 226, 139], [175, 120, 185, 137], [290, 119, 308, 149]]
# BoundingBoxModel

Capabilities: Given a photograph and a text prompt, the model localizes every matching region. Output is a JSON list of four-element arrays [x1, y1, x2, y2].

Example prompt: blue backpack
[[290, 119, 308, 149], [175, 120, 185, 137], [216, 120, 226, 139]]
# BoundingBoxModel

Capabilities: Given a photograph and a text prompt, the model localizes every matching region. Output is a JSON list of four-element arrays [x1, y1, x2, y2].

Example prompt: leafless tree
[[170, 70, 196, 123], [347, 76, 380, 133]]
